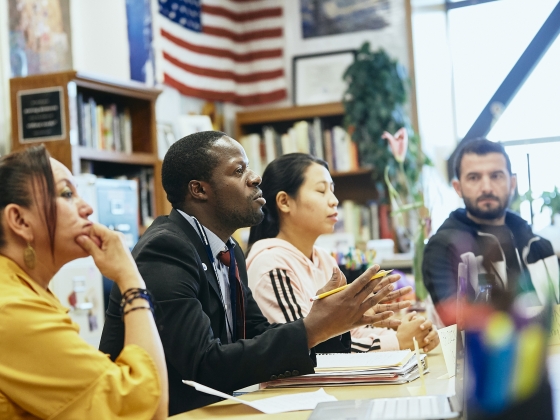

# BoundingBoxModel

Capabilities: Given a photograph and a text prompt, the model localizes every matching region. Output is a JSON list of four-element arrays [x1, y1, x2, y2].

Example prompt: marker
[[310, 270, 394, 301], [481, 311, 515, 413]]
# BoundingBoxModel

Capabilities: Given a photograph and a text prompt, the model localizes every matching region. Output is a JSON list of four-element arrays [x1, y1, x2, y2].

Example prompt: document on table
[[316, 349, 412, 371], [182, 380, 337, 414], [437, 324, 457, 379]]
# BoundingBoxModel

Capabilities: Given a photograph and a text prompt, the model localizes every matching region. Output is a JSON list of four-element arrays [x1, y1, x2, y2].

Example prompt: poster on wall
[[8, 0, 73, 77], [301, 0, 391, 38], [126, 0, 155, 85]]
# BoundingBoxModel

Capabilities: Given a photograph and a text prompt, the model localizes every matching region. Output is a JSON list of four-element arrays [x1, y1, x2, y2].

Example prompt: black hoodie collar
[[443, 208, 535, 243]]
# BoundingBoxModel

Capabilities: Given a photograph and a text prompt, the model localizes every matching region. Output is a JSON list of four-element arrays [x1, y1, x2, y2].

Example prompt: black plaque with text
[[17, 87, 65, 143]]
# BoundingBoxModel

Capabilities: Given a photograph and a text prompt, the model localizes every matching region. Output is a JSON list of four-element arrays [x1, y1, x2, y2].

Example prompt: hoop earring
[[24, 242, 36, 270]]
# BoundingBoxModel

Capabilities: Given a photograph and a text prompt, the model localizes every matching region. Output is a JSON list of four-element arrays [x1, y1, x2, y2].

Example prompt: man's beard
[[215, 195, 264, 231], [463, 193, 510, 221]]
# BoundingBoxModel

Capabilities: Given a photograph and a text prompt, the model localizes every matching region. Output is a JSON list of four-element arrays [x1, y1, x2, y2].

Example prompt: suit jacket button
[[270, 375, 277, 380], [284, 371, 291, 377], [278, 374, 285, 379], [292, 370, 299, 376]]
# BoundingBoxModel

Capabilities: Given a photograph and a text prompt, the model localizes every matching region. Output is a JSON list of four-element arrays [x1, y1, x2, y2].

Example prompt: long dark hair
[[248, 153, 328, 249], [0, 145, 57, 255]]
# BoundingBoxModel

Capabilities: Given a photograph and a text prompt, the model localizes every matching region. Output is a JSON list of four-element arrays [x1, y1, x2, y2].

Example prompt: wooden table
[[171, 344, 560, 419], [170, 346, 453, 419]]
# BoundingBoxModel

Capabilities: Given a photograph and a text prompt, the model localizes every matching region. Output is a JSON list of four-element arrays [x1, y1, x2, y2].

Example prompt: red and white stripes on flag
[[158, 0, 287, 106]]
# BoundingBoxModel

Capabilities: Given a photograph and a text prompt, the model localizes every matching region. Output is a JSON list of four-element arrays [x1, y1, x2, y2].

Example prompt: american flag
[[158, 0, 287, 106]]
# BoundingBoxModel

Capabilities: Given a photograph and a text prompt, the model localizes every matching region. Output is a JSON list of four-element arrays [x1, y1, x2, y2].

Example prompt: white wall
[[70, 0, 130, 81], [282, 0, 411, 106], [223, 0, 415, 138]]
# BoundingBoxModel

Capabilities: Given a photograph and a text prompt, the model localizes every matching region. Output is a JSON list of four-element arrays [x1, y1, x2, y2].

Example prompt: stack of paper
[[262, 350, 428, 389]]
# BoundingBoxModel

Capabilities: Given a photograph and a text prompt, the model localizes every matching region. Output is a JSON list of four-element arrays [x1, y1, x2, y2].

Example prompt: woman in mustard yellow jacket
[[0, 145, 168, 419]]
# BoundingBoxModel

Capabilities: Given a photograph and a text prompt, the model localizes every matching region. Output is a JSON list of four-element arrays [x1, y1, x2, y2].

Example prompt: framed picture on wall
[[293, 50, 356, 106]]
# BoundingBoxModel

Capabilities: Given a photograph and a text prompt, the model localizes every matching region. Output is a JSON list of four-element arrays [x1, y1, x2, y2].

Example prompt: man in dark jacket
[[423, 139, 559, 323], [99, 131, 409, 415]]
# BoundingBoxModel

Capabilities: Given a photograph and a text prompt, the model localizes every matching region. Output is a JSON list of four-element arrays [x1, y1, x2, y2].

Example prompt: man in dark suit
[[99, 131, 409, 415]]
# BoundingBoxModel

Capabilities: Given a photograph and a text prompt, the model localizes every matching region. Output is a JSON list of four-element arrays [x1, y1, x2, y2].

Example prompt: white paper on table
[[437, 324, 457, 379], [182, 380, 337, 414]]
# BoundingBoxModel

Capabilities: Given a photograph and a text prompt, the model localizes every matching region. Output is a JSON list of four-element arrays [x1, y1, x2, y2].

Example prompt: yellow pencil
[[309, 269, 394, 301]]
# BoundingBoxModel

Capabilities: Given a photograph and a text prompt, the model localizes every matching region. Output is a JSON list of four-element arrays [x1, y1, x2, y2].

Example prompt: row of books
[[334, 200, 382, 244], [76, 94, 133, 153], [239, 118, 359, 176]]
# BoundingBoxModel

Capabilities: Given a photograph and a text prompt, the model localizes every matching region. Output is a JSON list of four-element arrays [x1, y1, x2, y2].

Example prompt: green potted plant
[[342, 42, 431, 300], [342, 42, 429, 198]]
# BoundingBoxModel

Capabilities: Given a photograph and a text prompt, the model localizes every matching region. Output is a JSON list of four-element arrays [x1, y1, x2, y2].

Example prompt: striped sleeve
[[268, 269, 304, 323], [351, 337, 382, 353], [350, 325, 400, 353], [251, 268, 311, 325]]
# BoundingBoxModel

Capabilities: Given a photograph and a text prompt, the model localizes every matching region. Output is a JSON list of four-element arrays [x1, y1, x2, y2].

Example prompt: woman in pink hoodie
[[246, 153, 439, 353]]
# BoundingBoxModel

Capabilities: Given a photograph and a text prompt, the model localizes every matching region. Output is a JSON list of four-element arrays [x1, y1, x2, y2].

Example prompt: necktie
[[217, 247, 246, 341]]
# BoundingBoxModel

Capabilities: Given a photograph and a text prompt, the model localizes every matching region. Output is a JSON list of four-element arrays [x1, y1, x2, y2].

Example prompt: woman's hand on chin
[[75, 223, 144, 291]]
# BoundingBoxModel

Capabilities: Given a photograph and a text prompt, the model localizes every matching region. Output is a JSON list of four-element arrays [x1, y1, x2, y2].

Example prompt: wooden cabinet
[[235, 102, 377, 204], [10, 71, 171, 228]]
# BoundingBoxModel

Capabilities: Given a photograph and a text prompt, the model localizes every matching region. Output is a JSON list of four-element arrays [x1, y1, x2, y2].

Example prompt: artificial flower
[[382, 127, 408, 163]]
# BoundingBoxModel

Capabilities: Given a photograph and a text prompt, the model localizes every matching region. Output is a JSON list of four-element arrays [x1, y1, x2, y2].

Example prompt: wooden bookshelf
[[236, 102, 344, 130], [235, 102, 377, 204], [10, 70, 170, 227]]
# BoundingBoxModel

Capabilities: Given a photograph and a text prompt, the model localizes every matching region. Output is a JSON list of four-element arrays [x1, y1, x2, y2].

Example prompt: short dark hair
[[162, 131, 228, 209], [0, 145, 57, 254], [454, 138, 512, 179], [248, 153, 328, 248]]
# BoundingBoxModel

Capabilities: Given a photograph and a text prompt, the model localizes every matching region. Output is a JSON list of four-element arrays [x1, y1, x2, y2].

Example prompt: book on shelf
[[262, 126, 277, 164], [71, 94, 133, 153], [293, 120, 310, 154], [334, 200, 381, 244], [311, 117, 324, 160], [240, 120, 359, 174], [240, 133, 263, 176], [323, 129, 334, 169]]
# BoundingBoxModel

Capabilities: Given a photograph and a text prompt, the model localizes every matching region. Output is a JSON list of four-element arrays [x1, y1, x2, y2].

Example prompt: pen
[[309, 269, 393, 301]]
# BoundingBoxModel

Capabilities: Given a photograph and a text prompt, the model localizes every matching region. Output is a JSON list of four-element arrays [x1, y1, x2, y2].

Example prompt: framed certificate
[[293, 50, 356, 106], [17, 86, 66, 143]]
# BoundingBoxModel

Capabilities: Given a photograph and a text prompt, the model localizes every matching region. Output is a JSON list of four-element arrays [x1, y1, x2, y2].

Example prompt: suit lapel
[[168, 210, 223, 302]]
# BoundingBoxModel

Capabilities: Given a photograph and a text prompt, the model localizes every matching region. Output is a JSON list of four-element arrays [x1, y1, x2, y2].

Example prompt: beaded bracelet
[[123, 306, 153, 317], [119, 288, 155, 318]]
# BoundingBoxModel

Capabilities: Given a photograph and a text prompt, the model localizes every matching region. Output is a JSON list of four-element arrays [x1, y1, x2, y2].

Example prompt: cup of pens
[[462, 289, 553, 420]]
